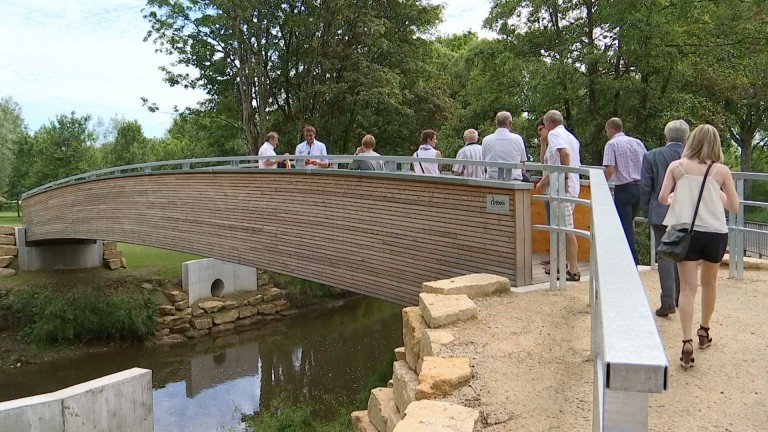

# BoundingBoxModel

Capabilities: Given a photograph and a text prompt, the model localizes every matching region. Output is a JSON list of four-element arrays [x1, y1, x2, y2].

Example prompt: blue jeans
[[614, 183, 640, 264]]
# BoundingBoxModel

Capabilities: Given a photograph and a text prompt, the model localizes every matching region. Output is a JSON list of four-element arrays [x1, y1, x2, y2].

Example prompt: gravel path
[[438, 267, 768, 431]]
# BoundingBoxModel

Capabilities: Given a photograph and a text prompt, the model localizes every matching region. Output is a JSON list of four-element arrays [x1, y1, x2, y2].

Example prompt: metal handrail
[[729, 172, 768, 279]]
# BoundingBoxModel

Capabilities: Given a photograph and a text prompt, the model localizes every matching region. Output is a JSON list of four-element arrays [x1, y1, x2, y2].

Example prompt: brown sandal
[[680, 339, 694, 369], [697, 325, 712, 349]]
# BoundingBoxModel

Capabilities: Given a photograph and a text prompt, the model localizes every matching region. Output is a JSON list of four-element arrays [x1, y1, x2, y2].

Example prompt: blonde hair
[[682, 124, 724, 163], [361, 134, 376, 149]]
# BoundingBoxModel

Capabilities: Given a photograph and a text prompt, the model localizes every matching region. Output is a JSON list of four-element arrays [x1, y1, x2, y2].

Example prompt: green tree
[[0, 97, 27, 196], [101, 120, 150, 168], [28, 113, 100, 188], [144, 0, 446, 156]]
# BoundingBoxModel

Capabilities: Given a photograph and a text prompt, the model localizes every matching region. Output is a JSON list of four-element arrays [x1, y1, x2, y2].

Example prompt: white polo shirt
[[481, 128, 527, 180], [258, 142, 278, 169], [295, 140, 328, 168], [546, 125, 582, 197]]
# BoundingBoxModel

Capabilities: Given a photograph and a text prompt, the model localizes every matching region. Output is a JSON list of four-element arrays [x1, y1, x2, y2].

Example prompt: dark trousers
[[652, 224, 680, 308], [614, 183, 640, 264]]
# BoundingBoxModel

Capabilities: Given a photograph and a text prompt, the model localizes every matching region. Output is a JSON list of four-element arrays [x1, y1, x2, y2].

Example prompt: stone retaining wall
[[102, 241, 127, 270], [154, 285, 294, 344], [352, 273, 510, 432], [0, 225, 17, 277]]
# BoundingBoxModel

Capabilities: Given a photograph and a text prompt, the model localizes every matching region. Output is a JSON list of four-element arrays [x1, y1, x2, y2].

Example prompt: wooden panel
[[531, 183, 592, 261], [23, 172, 533, 304]]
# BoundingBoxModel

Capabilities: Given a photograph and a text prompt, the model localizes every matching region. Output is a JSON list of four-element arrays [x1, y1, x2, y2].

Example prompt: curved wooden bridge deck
[[22, 170, 533, 304]]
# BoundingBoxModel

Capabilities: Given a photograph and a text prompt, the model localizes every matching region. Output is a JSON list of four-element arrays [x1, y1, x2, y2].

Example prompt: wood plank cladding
[[22, 171, 533, 304]]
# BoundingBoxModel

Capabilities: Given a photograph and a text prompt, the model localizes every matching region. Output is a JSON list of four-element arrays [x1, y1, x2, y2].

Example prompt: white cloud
[[0, 0, 491, 138]]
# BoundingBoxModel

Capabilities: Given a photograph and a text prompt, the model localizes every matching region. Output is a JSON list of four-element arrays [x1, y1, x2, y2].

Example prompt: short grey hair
[[495, 111, 513, 128], [664, 120, 690, 144], [463, 129, 479, 143], [543, 110, 563, 126]]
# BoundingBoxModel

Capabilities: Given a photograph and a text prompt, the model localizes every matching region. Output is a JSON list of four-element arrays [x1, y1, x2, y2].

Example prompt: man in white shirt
[[482, 111, 527, 180], [413, 129, 441, 175], [452, 129, 485, 178], [543, 109, 582, 281], [349, 134, 385, 171], [258, 132, 281, 169], [295, 125, 329, 168]]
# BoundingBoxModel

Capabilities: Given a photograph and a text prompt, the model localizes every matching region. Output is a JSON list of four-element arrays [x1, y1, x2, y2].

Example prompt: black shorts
[[679, 229, 728, 263]]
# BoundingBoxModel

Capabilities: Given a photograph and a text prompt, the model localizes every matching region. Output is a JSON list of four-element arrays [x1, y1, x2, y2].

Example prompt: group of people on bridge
[[257, 110, 740, 369]]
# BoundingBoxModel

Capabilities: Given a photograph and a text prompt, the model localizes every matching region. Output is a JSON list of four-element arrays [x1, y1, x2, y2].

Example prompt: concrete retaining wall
[[15, 227, 103, 271], [0, 368, 153, 432], [182, 258, 259, 305]]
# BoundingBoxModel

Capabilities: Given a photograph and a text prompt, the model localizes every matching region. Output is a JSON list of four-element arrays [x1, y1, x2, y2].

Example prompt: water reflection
[[0, 296, 402, 432]]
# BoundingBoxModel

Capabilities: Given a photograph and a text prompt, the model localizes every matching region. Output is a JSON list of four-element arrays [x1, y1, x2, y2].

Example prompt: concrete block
[[182, 258, 259, 305], [419, 293, 478, 328], [393, 400, 479, 432], [422, 273, 510, 297], [16, 228, 102, 271], [0, 393, 62, 432], [0, 368, 152, 432]]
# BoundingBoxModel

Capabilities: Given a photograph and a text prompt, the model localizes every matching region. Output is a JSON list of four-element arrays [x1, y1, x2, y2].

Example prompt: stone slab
[[104, 258, 121, 270], [416, 356, 472, 400], [103, 249, 122, 261], [0, 268, 16, 277], [351, 410, 378, 432], [394, 347, 406, 362], [393, 400, 479, 432], [422, 273, 510, 298], [392, 360, 418, 414], [419, 293, 478, 328], [402, 307, 427, 370], [182, 258, 259, 305], [368, 387, 397, 432], [0, 245, 18, 257], [417, 330, 456, 374], [0, 235, 16, 246], [0, 226, 15, 236], [0, 256, 13, 268], [385, 410, 402, 432]]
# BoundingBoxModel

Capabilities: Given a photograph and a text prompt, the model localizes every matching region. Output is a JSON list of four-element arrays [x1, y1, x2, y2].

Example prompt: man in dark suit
[[639, 119, 688, 316]]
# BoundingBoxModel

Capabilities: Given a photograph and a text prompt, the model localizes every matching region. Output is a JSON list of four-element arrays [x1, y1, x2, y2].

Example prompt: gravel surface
[[437, 267, 768, 431]]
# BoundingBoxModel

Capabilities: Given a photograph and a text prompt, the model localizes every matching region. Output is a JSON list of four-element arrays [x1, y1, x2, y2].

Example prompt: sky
[[0, 0, 493, 138]]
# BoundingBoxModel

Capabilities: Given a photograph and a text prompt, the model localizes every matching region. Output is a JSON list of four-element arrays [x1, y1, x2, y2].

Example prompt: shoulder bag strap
[[688, 161, 715, 233]]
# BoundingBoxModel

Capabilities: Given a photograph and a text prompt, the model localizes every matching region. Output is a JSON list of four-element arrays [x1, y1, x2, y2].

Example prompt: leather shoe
[[655, 306, 676, 317]]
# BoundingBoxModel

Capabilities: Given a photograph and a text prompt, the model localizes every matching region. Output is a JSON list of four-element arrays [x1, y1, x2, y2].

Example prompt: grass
[[118, 243, 202, 279], [0, 210, 21, 227]]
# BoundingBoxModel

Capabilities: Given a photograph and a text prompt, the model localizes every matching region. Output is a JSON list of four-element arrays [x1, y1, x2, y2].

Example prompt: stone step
[[351, 410, 378, 432], [367, 387, 397, 432], [0, 256, 14, 268], [393, 400, 479, 432], [416, 356, 472, 400], [417, 330, 455, 374], [422, 273, 510, 298], [419, 293, 478, 328]]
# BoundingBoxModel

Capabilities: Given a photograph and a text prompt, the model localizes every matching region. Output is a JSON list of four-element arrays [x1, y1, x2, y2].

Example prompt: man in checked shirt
[[603, 117, 647, 264]]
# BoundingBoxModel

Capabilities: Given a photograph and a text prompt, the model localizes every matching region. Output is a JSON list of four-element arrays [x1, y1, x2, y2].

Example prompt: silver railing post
[[737, 177, 745, 280], [557, 171, 567, 289], [649, 226, 656, 270], [143, 165, 152, 173]]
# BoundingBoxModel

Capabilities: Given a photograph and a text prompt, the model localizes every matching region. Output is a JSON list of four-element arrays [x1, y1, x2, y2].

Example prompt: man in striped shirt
[[452, 129, 485, 178], [602, 117, 647, 264]]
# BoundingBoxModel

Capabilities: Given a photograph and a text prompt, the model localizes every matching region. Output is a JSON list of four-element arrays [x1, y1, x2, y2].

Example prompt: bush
[[240, 395, 350, 432], [7, 286, 157, 344], [635, 221, 651, 266], [264, 272, 348, 307]]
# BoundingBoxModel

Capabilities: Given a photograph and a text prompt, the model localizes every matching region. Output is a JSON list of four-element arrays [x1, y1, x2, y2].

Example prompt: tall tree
[[101, 120, 151, 168], [28, 113, 100, 188], [0, 97, 27, 196]]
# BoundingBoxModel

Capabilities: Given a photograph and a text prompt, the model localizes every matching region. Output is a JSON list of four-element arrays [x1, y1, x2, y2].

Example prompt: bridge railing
[[632, 171, 768, 279], [533, 165, 668, 431], [22, 156, 669, 430]]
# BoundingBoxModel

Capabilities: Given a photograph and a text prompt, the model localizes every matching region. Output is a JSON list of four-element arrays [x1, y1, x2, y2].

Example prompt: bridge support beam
[[15, 228, 103, 271], [182, 258, 259, 305]]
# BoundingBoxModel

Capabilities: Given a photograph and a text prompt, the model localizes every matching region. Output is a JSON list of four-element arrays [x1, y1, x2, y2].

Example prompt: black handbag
[[657, 162, 715, 262]]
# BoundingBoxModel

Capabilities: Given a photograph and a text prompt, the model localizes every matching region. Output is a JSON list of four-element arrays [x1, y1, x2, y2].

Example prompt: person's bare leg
[[566, 233, 580, 274], [698, 261, 719, 347], [677, 261, 700, 341]]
